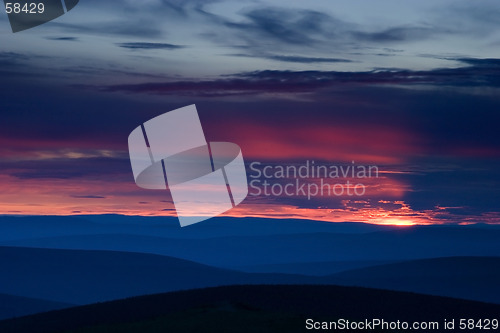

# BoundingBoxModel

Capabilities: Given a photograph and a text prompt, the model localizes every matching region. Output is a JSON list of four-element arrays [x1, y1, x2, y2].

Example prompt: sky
[[0, 0, 500, 225]]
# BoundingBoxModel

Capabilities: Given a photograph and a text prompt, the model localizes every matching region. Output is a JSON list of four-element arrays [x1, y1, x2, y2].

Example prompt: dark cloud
[[455, 58, 500, 68], [401, 159, 500, 213], [0, 52, 31, 62], [267, 55, 352, 63], [232, 53, 353, 63], [2, 157, 131, 180], [0, 52, 33, 72], [224, 8, 336, 46], [97, 58, 500, 97], [116, 42, 185, 50], [99, 74, 329, 96], [352, 26, 435, 43], [70, 195, 107, 199], [51, 21, 164, 38], [383, 48, 404, 53], [45, 37, 79, 41], [200, 5, 449, 54], [45, 0, 195, 38], [0, 75, 176, 144], [1, 54, 498, 166], [0, 52, 43, 79]]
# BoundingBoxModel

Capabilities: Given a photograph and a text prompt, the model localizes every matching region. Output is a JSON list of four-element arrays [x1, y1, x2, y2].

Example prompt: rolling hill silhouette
[[4, 227, 500, 269], [0, 246, 321, 305], [329, 256, 500, 304], [1, 245, 499, 310], [235, 259, 398, 275], [0, 294, 72, 320], [2, 216, 500, 271], [0, 215, 398, 243], [1, 285, 500, 333], [2, 215, 500, 323]]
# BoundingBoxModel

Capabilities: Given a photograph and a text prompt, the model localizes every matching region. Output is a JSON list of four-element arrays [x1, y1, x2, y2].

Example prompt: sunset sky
[[0, 0, 499, 225]]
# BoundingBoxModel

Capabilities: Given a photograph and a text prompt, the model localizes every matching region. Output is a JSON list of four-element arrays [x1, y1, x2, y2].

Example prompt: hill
[[1, 285, 500, 333], [0, 215, 398, 243], [4, 227, 500, 269], [3, 216, 500, 273], [330, 256, 500, 304], [0, 246, 320, 305], [0, 294, 72, 320]]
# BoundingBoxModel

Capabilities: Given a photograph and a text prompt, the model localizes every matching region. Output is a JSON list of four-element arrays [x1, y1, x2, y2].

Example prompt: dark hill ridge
[[0, 294, 73, 320], [2, 245, 500, 308], [4, 227, 500, 268], [0, 246, 321, 305], [235, 259, 399, 275], [0, 215, 401, 243], [3, 215, 500, 270], [329, 256, 500, 304], [1, 285, 500, 333]]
